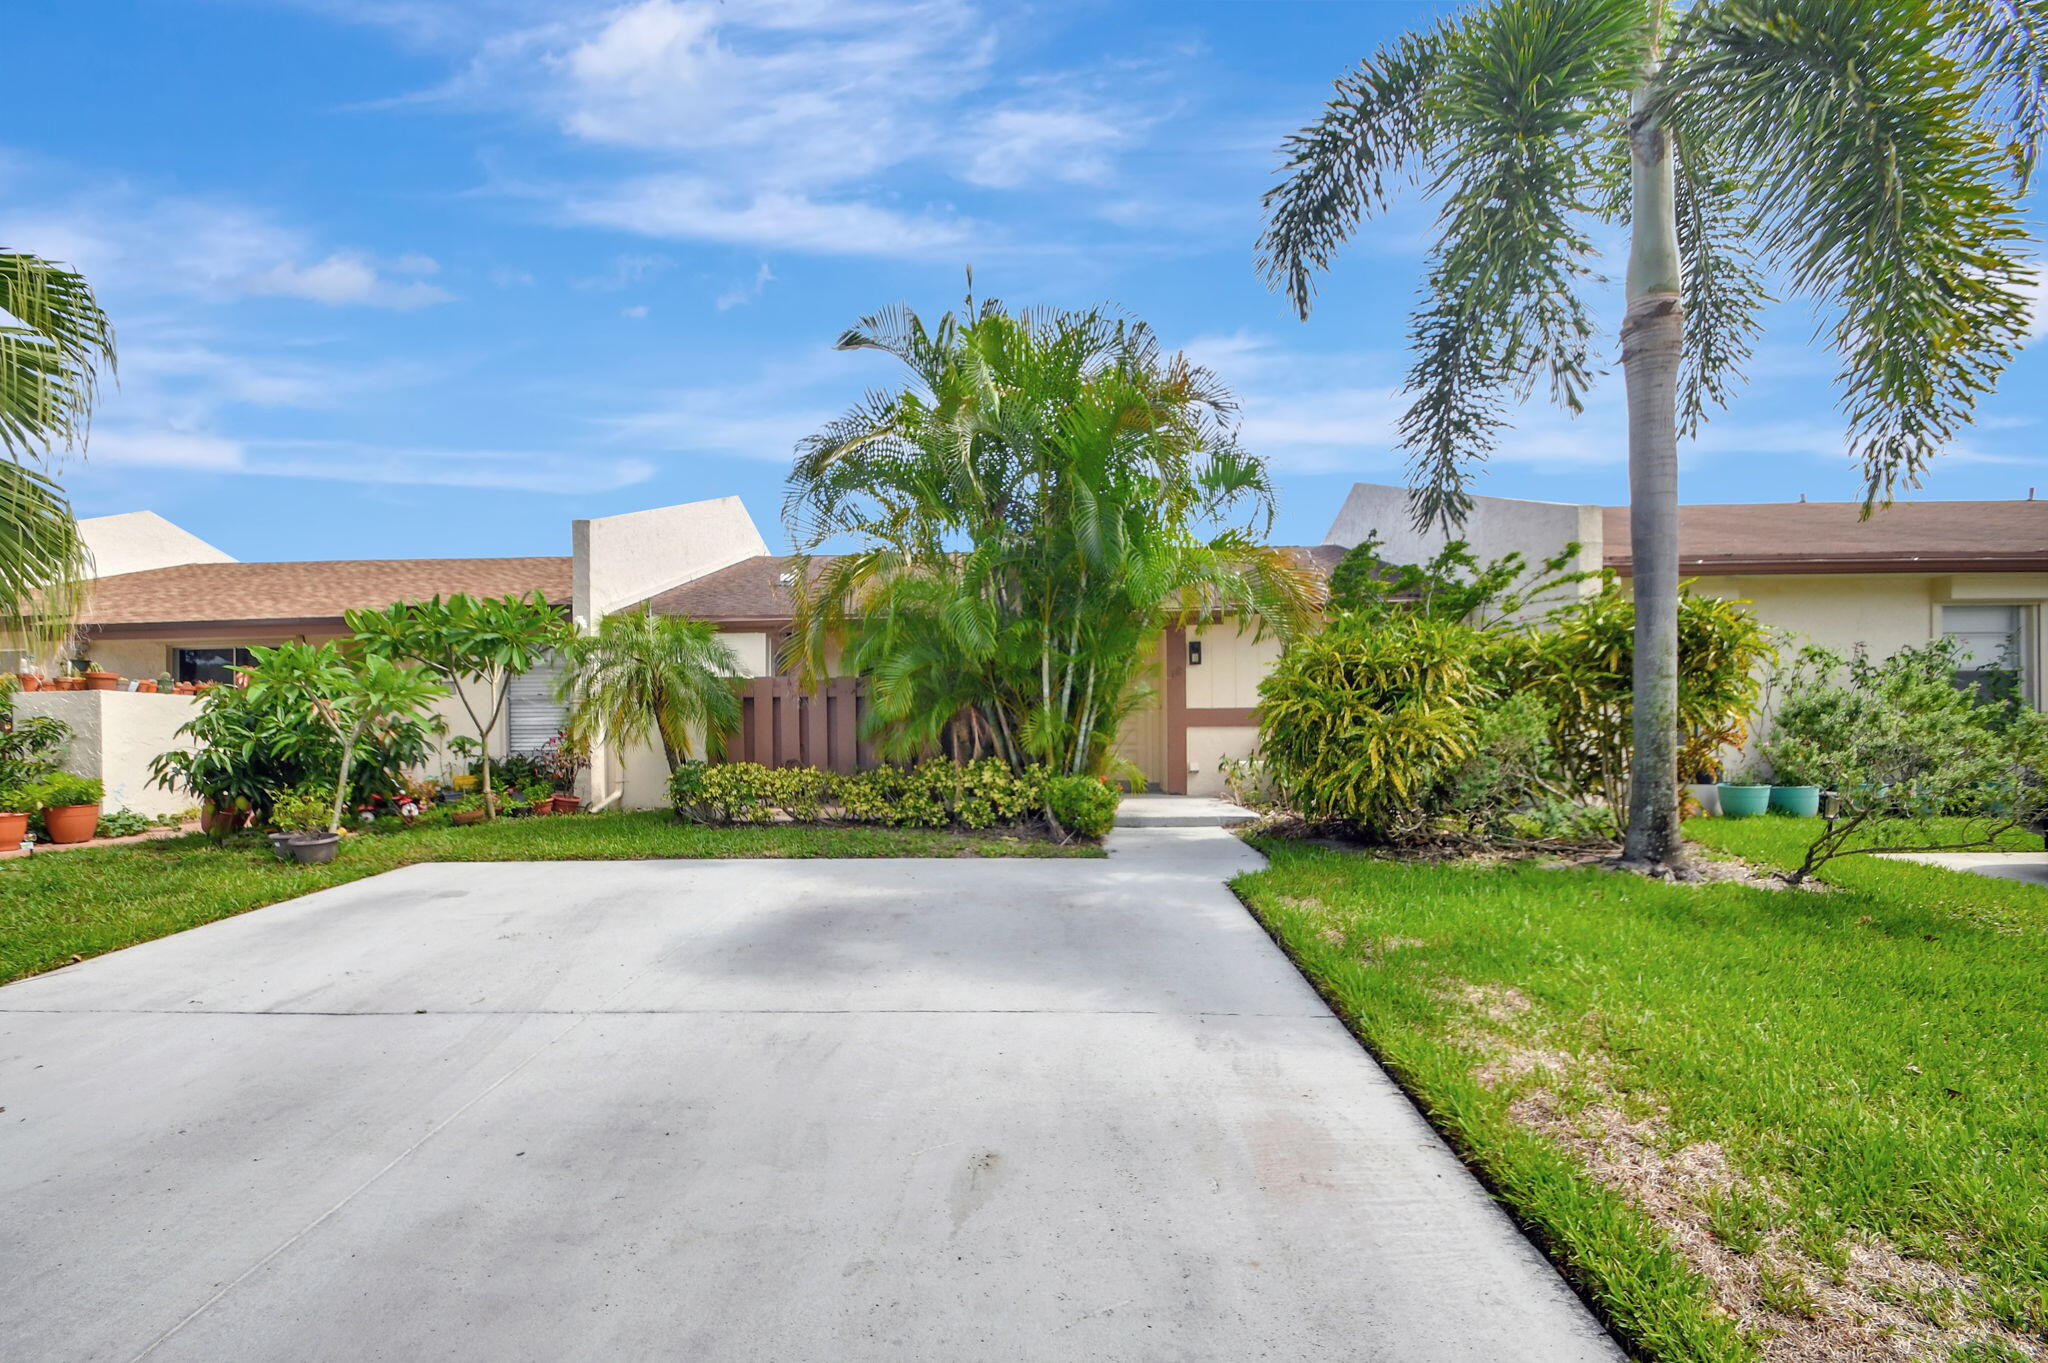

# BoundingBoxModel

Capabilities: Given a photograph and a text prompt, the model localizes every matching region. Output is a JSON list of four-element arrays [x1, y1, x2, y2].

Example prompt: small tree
[[238, 643, 447, 835], [348, 592, 565, 814], [554, 609, 743, 777], [1771, 640, 2048, 885]]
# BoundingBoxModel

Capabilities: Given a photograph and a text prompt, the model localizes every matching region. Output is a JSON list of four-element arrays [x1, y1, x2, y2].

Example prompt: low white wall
[[13, 690, 201, 818]]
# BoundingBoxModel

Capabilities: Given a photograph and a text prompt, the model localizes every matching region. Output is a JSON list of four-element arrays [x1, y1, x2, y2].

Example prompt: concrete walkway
[[0, 824, 1618, 1362], [1877, 849, 2048, 887]]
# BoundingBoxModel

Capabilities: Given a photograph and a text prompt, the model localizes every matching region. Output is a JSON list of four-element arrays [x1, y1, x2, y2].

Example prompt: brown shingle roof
[[78, 557, 572, 629], [1601, 500, 2048, 575], [641, 546, 1351, 624]]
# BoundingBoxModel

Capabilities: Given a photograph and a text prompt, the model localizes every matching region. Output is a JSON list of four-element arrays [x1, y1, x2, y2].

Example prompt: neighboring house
[[76, 511, 237, 580], [633, 545, 1350, 798], [31, 482, 2036, 814], [1326, 480, 2048, 711], [20, 498, 767, 815]]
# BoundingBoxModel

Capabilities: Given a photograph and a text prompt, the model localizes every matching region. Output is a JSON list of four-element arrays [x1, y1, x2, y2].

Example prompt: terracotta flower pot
[[199, 806, 252, 836], [83, 671, 118, 691], [136, 680, 158, 693], [42, 803, 100, 845], [15, 674, 41, 692], [58, 677, 83, 691], [0, 810, 28, 853], [550, 794, 582, 815]]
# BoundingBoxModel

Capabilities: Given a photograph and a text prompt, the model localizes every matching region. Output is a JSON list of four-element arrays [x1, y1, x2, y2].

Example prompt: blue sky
[[11, 0, 2048, 561]]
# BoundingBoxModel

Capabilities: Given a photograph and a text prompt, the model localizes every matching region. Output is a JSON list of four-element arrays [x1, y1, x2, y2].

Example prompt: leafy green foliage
[[1042, 773, 1121, 840], [1256, 614, 1504, 838], [152, 643, 443, 826], [31, 772, 101, 808], [1520, 586, 1774, 811], [785, 296, 1319, 777], [1326, 533, 1598, 624], [670, 757, 1118, 839], [1765, 639, 2048, 882], [268, 788, 331, 836], [1255, 561, 1771, 841], [0, 252, 115, 650], [0, 713, 69, 791], [348, 591, 565, 806], [553, 610, 741, 773]]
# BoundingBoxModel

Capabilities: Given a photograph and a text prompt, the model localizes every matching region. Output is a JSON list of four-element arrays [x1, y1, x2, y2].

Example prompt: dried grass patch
[[1452, 988, 2041, 1362]]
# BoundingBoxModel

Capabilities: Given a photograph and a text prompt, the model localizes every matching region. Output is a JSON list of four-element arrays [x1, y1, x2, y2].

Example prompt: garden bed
[[1231, 817, 2048, 1363], [0, 810, 1098, 986]]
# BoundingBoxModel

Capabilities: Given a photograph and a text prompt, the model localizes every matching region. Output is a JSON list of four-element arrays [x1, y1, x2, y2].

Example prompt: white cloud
[[715, 261, 775, 311], [562, 177, 974, 257], [243, 251, 454, 309], [84, 430, 653, 494], [621, 304, 650, 318], [962, 102, 1131, 189], [573, 251, 671, 291], [0, 173, 453, 310]]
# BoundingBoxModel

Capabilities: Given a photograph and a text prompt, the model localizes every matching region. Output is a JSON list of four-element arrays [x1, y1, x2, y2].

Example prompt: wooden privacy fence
[[716, 676, 874, 773]]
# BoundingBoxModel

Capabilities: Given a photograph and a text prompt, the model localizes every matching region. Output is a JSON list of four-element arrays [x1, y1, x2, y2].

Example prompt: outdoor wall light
[[1188, 640, 1203, 666]]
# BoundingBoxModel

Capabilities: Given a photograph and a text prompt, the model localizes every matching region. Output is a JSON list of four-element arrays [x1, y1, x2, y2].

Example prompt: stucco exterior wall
[[76, 511, 235, 579], [1185, 621, 1283, 710], [1324, 481, 1605, 615], [571, 497, 769, 624], [1186, 726, 1259, 798], [13, 690, 201, 818]]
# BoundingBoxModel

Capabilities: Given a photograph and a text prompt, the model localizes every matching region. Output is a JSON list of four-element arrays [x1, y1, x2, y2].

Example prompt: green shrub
[[0, 715, 70, 791], [668, 757, 1071, 833], [1256, 614, 1499, 836], [33, 773, 102, 808], [1769, 640, 2048, 883], [93, 808, 155, 839], [1042, 774, 1119, 839], [269, 789, 332, 835]]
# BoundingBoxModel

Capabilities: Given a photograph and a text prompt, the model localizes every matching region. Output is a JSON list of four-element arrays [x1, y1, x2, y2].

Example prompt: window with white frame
[[1940, 604, 2029, 702]]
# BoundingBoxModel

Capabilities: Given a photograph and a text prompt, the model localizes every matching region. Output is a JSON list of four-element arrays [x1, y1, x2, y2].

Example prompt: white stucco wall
[[1186, 725, 1260, 798], [13, 690, 201, 818], [77, 511, 235, 579], [1324, 482, 1606, 603], [571, 497, 769, 624]]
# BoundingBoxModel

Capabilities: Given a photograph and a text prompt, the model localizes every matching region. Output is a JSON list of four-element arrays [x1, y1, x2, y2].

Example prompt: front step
[[1116, 793, 1259, 828]]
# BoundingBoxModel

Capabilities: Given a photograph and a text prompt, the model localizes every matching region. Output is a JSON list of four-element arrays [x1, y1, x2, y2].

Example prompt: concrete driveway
[[0, 826, 1618, 1362]]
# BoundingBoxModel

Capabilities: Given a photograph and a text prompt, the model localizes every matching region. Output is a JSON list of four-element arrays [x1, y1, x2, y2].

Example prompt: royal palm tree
[[1260, 1, 2041, 868], [786, 297, 1322, 777], [553, 609, 744, 775], [1, 251, 116, 650]]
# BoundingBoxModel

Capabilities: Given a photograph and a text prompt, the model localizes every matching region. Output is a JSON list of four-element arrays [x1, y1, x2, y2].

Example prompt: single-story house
[[18, 484, 2042, 811]]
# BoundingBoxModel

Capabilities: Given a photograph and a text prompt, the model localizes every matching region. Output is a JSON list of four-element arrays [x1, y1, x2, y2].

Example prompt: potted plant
[[16, 673, 42, 692], [36, 773, 104, 844], [1762, 737, 1825, 817], [0, 782, 35, 853], [1715, 765, 1772, 819], [450, 793, 488, 826], [270, 788, 341, 864], [79, 660, 118, 691]]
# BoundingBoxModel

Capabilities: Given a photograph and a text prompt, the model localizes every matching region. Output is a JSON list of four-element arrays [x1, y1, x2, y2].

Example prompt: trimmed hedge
[[668, 758, 1122, 838]]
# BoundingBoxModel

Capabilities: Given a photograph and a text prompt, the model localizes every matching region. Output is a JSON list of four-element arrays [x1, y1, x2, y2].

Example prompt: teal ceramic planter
[[1769, 785, 1821, 817], [1717, 783, 1771, 818]]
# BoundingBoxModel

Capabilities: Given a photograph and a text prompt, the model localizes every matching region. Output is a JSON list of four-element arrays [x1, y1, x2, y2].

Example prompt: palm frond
[[1664, 0, 2034, 505]]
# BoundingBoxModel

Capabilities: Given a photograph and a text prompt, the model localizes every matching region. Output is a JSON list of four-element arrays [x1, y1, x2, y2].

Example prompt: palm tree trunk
[[1620, 60, 1686, 869]]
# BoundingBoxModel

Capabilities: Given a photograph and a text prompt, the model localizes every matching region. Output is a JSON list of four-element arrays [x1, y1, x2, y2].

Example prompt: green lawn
[[1233, 817, 2048, 1363], [0, 810, 1095, 986]]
